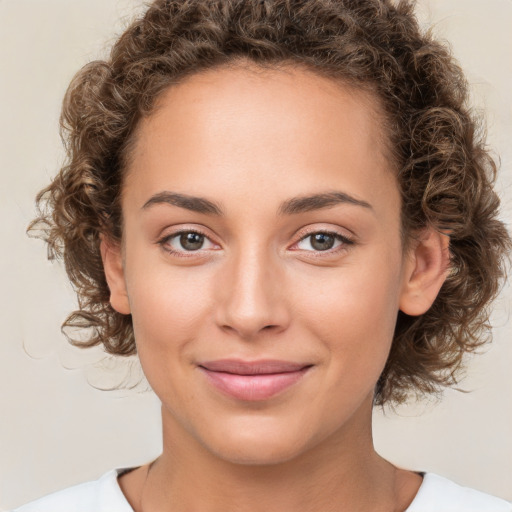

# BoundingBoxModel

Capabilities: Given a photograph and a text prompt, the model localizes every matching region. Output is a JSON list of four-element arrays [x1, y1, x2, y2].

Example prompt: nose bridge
[[215, 240, 288, 339]]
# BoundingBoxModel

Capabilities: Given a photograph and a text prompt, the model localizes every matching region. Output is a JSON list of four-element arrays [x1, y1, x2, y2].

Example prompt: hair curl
[[30, 0, 511, 405]]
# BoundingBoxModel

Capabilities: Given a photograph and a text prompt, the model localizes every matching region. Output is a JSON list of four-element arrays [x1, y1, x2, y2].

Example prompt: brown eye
[[160, 230, 218, 255], [294, 231, 354, 253], [179, 232, 205, 251], [309, 233, 336, 251]]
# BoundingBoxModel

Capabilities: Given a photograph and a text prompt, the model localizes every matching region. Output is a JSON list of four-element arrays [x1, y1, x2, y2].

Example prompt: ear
[[100, 234, 131, 315], [399, 228, 450, 316]]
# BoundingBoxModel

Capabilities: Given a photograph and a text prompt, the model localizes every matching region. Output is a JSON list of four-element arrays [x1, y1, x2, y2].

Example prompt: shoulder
[[407, 472, 512, 512], [11, 468, 134, 512]]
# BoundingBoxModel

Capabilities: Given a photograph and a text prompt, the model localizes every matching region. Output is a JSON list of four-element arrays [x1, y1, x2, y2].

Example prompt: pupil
[[311, 233, 334, 251], [180, 232, 204, 250]]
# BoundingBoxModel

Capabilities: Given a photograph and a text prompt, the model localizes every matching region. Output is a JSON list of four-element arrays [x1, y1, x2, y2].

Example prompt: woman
[[13, 0, 511, 510]]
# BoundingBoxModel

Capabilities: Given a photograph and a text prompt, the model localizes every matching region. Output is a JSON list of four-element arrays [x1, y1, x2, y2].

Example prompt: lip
[[198, 359, 313, 401]]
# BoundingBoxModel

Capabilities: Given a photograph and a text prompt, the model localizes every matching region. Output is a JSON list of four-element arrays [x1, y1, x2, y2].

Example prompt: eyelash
[[157, 228, 215, 259], [157, 228, 355, 258], [294, 228, 355, 257]]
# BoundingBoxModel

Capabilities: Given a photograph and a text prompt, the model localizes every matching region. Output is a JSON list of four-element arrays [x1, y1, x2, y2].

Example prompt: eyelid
[[289, 226, 355, 254], [156, 224, 356, 258], [157, 226, 220, 257]]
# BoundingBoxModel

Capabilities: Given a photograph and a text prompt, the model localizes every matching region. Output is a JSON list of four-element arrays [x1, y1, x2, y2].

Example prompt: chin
[[199, 418, 315, 466], [212, 440, 307, 466]]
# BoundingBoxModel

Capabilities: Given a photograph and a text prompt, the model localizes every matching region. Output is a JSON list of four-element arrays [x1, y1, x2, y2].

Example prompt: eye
[[294, 231, 354, 253], [159, 229, 218, 256]]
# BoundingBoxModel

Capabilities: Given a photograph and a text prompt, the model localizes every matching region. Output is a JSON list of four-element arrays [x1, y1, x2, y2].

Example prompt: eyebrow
[[142, 190, 373, 216], [143, 191, 222, 215], [278, 191, 373, 215]]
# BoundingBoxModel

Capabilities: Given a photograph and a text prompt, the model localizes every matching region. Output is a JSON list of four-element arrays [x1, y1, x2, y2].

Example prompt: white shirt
[[12, 468, 512, 512]]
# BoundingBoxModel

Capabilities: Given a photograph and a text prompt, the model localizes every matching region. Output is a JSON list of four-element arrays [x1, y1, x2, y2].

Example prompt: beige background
[[1, 0, 511, 509]]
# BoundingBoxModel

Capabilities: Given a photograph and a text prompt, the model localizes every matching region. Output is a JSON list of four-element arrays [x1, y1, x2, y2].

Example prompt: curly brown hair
[[29, 0, 510, 405]]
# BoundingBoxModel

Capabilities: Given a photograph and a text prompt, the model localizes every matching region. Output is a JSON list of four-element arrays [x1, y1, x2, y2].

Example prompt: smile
[[198, 359, 313, 401]]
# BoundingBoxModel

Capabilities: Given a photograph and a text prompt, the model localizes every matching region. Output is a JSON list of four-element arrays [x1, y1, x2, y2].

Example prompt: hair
[[29, 0, 511, 405]]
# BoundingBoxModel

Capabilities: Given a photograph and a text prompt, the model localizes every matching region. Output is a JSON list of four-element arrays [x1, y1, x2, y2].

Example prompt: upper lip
[[199, 359, 312, 375]]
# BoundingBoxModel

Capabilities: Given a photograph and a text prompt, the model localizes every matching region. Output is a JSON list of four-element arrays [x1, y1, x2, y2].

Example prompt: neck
[[133, 397, 418, 512]]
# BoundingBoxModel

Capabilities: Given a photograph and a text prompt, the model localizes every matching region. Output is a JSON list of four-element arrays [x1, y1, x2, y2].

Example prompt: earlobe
[[399, 228, 450, 317], [100, 235, 131, 315]]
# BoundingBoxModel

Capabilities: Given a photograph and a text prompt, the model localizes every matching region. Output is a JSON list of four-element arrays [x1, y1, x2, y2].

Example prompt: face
[[103, 63, 436, 465]]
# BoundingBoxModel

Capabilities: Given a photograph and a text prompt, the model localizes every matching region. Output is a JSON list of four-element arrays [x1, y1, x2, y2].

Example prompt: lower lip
[[199, 367, 311, 401]]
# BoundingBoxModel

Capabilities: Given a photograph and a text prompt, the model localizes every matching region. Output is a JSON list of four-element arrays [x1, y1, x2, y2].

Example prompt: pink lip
[[198, 359, 312, 401]]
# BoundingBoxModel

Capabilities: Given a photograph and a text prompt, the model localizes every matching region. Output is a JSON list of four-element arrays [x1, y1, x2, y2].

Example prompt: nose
[[214, 246, 290, 340]]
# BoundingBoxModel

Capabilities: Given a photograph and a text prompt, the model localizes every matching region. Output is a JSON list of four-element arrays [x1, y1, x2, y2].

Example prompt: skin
[[102, 62, 449, 512]]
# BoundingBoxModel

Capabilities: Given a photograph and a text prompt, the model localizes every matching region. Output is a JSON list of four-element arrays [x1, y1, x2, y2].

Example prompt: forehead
[[123, 63, 398, 220], [133, 62, 390, 163]]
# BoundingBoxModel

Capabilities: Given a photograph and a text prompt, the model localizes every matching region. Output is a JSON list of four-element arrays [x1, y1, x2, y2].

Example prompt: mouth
[[198, 359, 313, 401]]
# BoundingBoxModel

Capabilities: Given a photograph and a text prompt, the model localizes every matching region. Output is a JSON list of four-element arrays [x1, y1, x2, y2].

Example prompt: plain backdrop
[[1, 0, 511, 509]]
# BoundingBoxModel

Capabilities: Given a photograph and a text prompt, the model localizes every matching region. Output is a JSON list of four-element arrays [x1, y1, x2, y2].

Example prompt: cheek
[[293, 256, 402, 376], [124, 260, 217, 407], [125, 255, 215, 353]]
